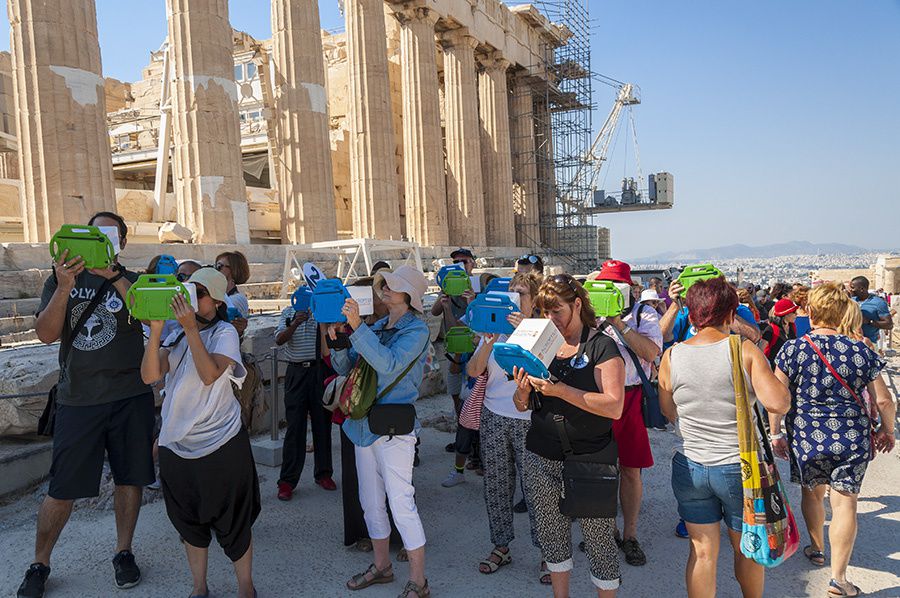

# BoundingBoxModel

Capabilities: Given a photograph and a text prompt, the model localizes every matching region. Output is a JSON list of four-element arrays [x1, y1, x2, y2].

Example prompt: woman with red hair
[[658, 277, 791, 598]]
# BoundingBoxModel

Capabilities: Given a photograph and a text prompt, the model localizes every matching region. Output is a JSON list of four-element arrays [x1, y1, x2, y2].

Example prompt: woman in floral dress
[[769, 283, 895, 597]]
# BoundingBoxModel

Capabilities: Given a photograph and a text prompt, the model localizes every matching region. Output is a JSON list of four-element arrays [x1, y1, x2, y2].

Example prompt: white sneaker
[[441, 470, 466, 488], [146, 477, 161, 491]]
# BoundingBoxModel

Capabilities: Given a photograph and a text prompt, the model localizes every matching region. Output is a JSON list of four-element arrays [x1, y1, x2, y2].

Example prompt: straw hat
[[374, 265, 428, 313]]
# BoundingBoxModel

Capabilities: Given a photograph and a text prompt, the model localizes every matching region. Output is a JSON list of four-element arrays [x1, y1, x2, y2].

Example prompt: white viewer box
[[348, 285, 374, 316], [506, 318, 564, 367]]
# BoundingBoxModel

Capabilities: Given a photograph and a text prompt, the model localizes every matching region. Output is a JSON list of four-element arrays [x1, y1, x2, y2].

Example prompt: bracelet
[[770, 433, 784, 441]]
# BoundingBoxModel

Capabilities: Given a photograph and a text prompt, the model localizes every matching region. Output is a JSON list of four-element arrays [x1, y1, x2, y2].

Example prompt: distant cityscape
[[633, 253, 891, 287]]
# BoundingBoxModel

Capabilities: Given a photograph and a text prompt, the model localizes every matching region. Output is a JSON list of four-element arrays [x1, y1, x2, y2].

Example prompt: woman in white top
[[141, 267, 259, 598], [658, 277, 789, 598], [465, 272, 548, 583]]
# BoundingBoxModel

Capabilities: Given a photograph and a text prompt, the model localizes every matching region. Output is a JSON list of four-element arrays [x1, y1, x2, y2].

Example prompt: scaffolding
[[509, 0, 601, 272]]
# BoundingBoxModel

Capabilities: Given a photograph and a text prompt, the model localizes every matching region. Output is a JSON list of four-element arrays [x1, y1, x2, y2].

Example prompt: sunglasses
[[176, 272, 190, 282], [550, 274, 582, 295], [214, 262, 230, 271], [195, 286, 209, 299]]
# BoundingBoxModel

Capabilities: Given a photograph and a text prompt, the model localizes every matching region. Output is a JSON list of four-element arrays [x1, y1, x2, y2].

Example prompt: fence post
[[270, 346, 279, 442]]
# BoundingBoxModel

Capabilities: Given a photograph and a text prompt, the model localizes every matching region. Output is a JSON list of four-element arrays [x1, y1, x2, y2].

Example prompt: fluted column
[[441, 29, 485, 247], [509, 73, 540, 247], [167, 0, 247, 243], [272, 0, 337, 243], [396, 7, 448, 246], [478, 54, 515, 247], [8, 0, 116, 242], [345, 0, 401, 240]]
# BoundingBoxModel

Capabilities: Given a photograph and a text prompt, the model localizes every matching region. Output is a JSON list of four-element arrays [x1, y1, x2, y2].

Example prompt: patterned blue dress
[[775, 334, 884, 494]]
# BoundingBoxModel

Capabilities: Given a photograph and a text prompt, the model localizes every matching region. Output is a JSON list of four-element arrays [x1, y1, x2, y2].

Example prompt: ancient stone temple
[[2, 1, 567, 249]]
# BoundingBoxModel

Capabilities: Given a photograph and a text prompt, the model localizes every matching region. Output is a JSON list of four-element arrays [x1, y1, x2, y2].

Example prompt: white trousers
[[355, 434, 426, 550]]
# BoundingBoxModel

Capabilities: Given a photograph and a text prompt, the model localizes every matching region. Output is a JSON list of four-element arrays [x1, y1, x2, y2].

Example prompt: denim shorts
[[671, 452, 744, 532]]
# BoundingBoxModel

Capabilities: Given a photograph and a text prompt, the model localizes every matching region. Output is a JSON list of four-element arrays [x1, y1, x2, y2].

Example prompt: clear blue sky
[[1, 1, 897, 259]]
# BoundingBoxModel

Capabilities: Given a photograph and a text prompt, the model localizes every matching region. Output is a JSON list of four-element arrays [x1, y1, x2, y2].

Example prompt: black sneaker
[[621, 537, 647, 566], [444, 442, 456, 453], [18, 563, 50, 598], [513, 498, 528, 513], [112, 550, 141, 589]]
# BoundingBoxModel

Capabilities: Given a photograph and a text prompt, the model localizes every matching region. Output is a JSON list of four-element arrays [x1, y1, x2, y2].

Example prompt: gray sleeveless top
[[670, 338, 757, 466]]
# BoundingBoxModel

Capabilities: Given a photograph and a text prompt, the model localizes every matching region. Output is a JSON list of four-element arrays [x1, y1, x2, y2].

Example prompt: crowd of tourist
[[14, 210, 897, 598]]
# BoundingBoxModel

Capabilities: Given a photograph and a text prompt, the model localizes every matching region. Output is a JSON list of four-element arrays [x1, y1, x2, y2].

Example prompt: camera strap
[[58, 278, 114, 379]]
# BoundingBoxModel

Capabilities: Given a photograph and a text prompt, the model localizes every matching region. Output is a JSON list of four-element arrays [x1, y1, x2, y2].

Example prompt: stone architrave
[[271, 0, 337, 244], [345, 0, 401, 240], [395, 6, 448, 246], [8, 0, 116, 242], [441, 29, 486, 247], [167, 0, 247, 243], [478, 54, 515, 248], [509, 73, 540, 247]]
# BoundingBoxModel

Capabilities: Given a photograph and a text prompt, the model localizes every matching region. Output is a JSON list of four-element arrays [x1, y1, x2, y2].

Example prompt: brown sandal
[[347, 563, 394, 591], [398, 579, 430, 598]]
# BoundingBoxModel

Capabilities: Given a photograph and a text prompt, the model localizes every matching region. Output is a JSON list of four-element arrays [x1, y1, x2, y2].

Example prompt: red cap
[[773, 298, 799, 317], [597, 260, 633, 284]]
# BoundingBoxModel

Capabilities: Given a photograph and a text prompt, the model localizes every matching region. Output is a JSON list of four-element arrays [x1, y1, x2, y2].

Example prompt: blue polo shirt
[[855, 294, 890, 343], [667, 304, 758, 348]]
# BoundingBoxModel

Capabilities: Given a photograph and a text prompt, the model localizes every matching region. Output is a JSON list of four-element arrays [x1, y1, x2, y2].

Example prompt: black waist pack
[[554, 414, 619, 519], [368, 404, 416, 438]]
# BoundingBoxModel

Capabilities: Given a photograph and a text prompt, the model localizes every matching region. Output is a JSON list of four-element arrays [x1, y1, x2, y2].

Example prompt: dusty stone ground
[[0, 363, 898, 598]]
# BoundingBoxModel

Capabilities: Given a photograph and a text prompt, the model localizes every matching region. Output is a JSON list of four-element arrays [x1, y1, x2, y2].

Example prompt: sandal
[[827, 579, 862, 597], [539, 561, 552, 585], [478, 547, 511, 574], [397, 548, 409, 562], [804, 545, 826, 567], [347, 563, 394, 591], [355, 538, 373, 553], [398, 579, 430, 598]]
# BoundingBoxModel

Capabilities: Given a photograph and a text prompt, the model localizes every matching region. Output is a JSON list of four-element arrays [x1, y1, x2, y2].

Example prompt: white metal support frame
[[152, 42, 173, 222], [279, 239, 424, 298]]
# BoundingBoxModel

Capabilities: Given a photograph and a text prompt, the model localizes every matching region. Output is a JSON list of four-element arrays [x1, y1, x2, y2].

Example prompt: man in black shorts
[[17, 212, 155, 598]]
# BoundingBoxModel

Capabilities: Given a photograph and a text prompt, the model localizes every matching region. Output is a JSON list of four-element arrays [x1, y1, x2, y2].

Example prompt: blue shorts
[[671, 452, 744, 532]]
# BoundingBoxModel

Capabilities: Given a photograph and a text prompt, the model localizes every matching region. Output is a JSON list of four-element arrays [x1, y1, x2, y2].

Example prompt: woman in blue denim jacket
[[329, 266, 432, 598]]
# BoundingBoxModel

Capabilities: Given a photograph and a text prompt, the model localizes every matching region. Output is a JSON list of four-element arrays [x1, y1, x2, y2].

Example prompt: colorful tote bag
[[730, 335, 800, 567]]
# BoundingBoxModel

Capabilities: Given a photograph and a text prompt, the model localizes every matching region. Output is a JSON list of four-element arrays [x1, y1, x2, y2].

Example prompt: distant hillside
[[634, 241, 870, 263]]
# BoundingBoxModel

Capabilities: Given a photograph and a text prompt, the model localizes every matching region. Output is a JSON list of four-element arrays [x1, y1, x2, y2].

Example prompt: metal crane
[[563, 75, 674, 217]]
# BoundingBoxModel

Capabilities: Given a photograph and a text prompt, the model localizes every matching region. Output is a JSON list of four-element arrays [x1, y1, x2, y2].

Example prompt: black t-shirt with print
[[38, 269, 150, 406], [526, 329, 624, 461]]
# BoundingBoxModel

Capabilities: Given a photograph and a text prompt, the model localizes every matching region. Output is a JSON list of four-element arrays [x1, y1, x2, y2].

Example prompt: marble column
[[396, 6, 448, 246], [441, 29, 485, 247], [167, 0, 247, 243], [509, 73, 540, 247], [8, 0, 116, 242], [272, 0, 337, 244], [345, 0, 401, 240], [478, 54, 515, 248], [533, 94, 557, 247]]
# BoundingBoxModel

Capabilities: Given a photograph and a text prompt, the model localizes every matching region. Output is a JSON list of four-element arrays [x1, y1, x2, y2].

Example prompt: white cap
[[640, 289, 661, 303]]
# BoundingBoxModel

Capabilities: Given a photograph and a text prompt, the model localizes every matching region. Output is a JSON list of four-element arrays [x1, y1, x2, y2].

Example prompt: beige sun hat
[[187, 268, 228, 302], [374, 265, 428, 313]]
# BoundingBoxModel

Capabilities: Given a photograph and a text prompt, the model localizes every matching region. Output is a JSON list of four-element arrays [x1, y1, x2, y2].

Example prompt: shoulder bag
[[803, 335, 876, 460], [38, 277, 114, 436], [607, 323, 667, 429], [366, 341, 429, 437], [548, 325, 620, 519], [731, 335, 799, 567]]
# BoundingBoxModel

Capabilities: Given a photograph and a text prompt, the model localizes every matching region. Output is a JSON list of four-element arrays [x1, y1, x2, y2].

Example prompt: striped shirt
[[275, 307, 319, 362]]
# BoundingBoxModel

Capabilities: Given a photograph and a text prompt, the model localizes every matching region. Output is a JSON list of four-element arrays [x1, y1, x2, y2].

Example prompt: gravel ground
[[0, 380, 898, 597]]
